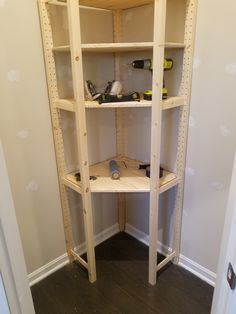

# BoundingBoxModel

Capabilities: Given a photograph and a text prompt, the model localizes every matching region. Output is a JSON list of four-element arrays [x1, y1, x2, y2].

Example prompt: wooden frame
[[38, 0, 198, 285], [148, 0, 167, 286]]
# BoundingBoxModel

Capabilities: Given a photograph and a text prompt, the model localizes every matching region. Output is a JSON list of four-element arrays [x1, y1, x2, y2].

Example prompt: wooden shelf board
[[55, 96, 185, 110], [52, 42, 185, 53], [79, 0, 153, 10], [53, 42, 153, 53], [164, 42, 185, 49], [64, 157, 179, 193], [82, 42, 153, 52], [85, 100, 152, 108], [162, 96, 185, 110], [54, 99, 76, 112], [53, 46, 70, 52], [47, 1, 67, 6]]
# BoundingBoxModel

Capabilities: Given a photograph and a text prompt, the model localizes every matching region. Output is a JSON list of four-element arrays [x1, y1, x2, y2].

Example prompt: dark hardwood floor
[[31, 233, 214, 314]]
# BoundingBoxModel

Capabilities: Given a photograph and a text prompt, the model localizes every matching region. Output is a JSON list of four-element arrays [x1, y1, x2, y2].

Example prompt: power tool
[[131, 58, 173, 71], [130, 58, 173, 100], [84, 80, 140, 104]]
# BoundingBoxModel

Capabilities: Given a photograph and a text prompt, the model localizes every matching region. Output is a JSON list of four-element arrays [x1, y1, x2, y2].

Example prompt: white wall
[[181, 0, 236, 274], [0, 0, 67, 274]]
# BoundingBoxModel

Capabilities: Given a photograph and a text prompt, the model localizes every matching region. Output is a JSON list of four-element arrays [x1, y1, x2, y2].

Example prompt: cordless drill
[[131, 58, 173, 100]]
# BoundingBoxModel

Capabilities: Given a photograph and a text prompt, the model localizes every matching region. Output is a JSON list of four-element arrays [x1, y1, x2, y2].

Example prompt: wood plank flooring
[[31, 233, 214, 314]]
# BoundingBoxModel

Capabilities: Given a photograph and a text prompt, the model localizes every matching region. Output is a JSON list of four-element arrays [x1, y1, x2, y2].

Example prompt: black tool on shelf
[[139, 163, 164, 178], [75, 172, 97, 181]]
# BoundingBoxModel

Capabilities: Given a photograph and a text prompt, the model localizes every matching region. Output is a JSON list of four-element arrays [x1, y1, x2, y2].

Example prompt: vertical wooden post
[[172, 0, 198, 264], [113, 10, 126, 232], [67, 0, 96, 283], [38, 0, 75, 262], [149, 0, 167, 285]]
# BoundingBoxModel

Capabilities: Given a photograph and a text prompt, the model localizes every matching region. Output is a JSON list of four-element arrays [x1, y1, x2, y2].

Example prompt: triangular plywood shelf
[[63, 157, 179, 193], [54, 96, 185, 111], [48, 0, 154, 10]]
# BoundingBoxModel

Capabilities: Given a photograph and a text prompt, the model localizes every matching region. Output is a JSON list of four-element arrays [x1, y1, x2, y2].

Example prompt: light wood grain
[[52, 42, 185, 52], [38, 0, 75, 262], [148, 0, 167, 286], [172, 0, 198, 265], [64, 157, 178, 193], [156, 251, 176, 271], [67, 0, 96, 283], [79, 0, 153, 10], [54, 96, 185, 110]]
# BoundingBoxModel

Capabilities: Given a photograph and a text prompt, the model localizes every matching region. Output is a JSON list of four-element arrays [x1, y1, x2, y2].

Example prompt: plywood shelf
[[52, 42, 185, 53], [164, 42, 185, 49], [47, 1, 67, 6], [162, 96, 185, 110], [85, 99, 152, 108], [48, 0, 153, 10], [63, 157, 179, 193], [80, 0, 153, 10], [54, 96, 185, 111]]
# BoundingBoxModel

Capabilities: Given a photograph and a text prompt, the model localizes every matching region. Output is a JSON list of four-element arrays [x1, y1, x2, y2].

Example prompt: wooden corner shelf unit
[[38, 0, 197, 285]]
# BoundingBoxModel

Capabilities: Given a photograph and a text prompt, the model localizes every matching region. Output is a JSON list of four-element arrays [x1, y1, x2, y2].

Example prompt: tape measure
[[143, 90, 152, 100], [143, 88, 168, 100]]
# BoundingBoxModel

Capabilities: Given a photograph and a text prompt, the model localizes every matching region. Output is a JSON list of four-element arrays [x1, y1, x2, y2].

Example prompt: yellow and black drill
[[131, 58, 173, 100]]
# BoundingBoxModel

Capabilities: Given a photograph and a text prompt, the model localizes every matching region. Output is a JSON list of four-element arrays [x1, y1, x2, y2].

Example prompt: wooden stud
[[113, 9, 126, 232], [117, 193, 126, 232], [113, 9, 124, 157], [148, 0, 167, 286], [38, 0, 75, 262], [172, 0, 198, 265], [71, 249, 88, 269], [67, 0, 96, 283], [156, 251, 176, 271]]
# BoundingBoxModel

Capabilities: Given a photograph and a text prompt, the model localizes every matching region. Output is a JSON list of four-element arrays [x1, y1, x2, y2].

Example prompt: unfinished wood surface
[[38, 0, 75, 262], [149, 0, 167, 286], [47, 0, 67, 6], [113, 10, 124, 156], [164, 42, 185, 48], [54, 96, 185, 110], [54, 99, 76, 112], [53, 42, 184, 53], [86, 100, 151, 108], [67, 0, 96, 283], [118, 193, 126, 231], [172, 0, 198, 264], [70, 249, 88, 269], [79, 0, 153, 10], [113, 10, 126, 233], [64, 156, 178, 193], [156, 251, 176, 271]]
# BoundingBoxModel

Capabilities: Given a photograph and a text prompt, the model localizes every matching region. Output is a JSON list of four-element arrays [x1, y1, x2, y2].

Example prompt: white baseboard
[[28, 223, 120, 286], [178, 255, 216, 287], [29, 222, 216, 287], [125, 223, 216, 287]]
